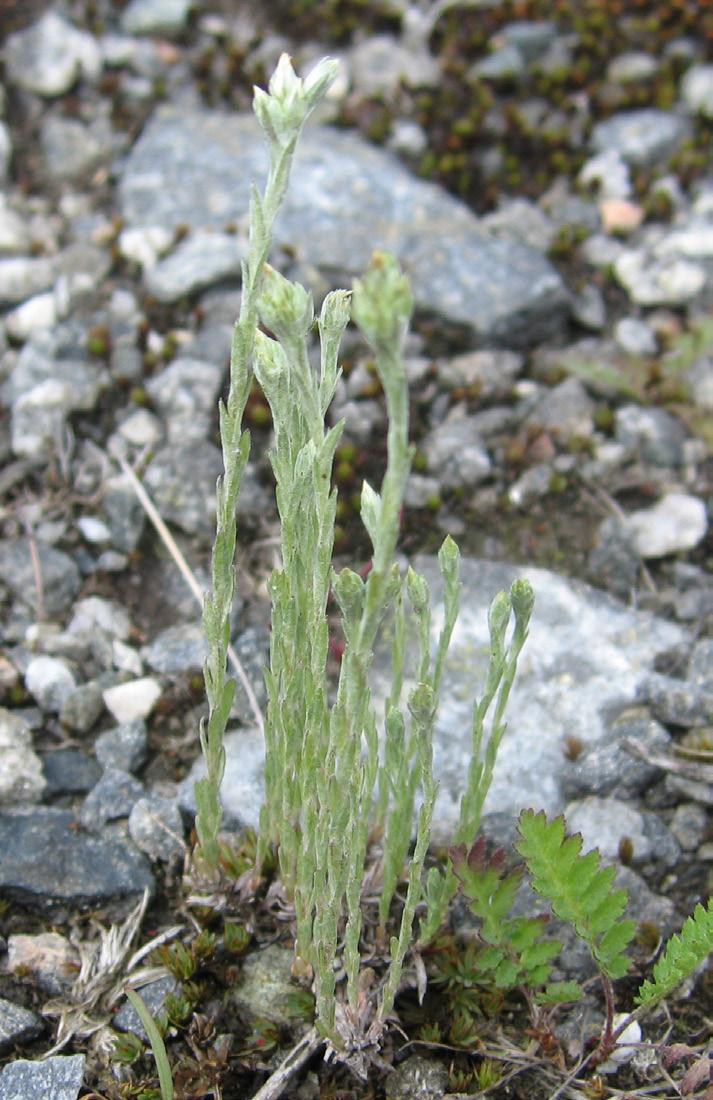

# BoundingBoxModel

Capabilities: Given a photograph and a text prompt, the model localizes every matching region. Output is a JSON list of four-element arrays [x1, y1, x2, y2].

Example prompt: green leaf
[[125, 990, 174, 1100], [516, 810, 634, 980], [636, 899, 713, 1006]]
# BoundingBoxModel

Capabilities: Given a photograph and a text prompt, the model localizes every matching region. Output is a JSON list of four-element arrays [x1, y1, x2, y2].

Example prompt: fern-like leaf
[[516, 810, 635, 980], [635, 898, 713, 1006], [451, 837, 564, 994]]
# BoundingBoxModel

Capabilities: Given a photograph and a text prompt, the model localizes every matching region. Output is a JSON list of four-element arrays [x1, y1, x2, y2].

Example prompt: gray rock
[[482, 198, 556, 252], [68, 596, 132, 640], [4, 13, 101, 97], [41, 749, 101, 795], [421, 416, 492, 489], [95, 720, 148, 773], [25, 656, 77, 713], [142, 623, 208, 674], [615, 249, 706, 306], [614, 317, 657, 357], [525, 376, 595, 439], [0, 1000, 43, 1056], [118, 110, 569, 347], [0, 257, 55, 306], [470, 44, 526, 82], [101, 473, 147, 552], [624, 493, 708, 558], [59, 681, 104, 733], [5, 293, 58, 340], [571, 284, 607, 331], [681, 64, 713, 118], [669, 803, 709, 850], [0, 201, 31, 255], [688, 637, 713, 692], [561, 708, 671, 801], [0, 808, 154, 907], [128, 796, 185, 861], [499, 20, 558, 62], [614, 404, 688, 465], [0, 1054, 85, 1100], [565, 796, 678, 865], [0, 539, 80, 617], [438, 349, 523, 399], [373, 556, 687, 842], [579, 146, 633, 198], [3, 334, 105, 409], [384, 1055, 449, 1100], [113, 976, 181, 1037], [121, 0, 193, 35], [143, 440, 221, 536], [145, 357, 223, 442], [179, 726, 264, 830], [350, 34, 441, 96], [11, 380, 72, 461], [587, 517, 641, 599], [591, 109, 691, 168], [606, 52, 658, 84], [80, 768, 146, 829], [102, 678, 162, 723], [404, 474, 441, 509], [40, 116, 104, 183], [225, 943, 295, 1027], [145, 232, 247, 302], [0, 708, 46, 805], [613, 865, 677, 936], [642, 671, 713, 728], [656, 220, 713, 260]]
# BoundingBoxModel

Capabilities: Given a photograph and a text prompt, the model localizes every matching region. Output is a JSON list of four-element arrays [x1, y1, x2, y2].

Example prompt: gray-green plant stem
[[196, 55, 339, 869]]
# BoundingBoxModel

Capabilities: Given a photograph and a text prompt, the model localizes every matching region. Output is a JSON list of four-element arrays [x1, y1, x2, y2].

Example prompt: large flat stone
[[0, 809, 154, 908], [118, 109, 569, 347]]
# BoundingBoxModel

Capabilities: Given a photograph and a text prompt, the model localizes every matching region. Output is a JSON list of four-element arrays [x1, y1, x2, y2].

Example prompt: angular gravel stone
[[384, 1055, 449, 1100], [121, 0, 194, 36], [0, 808, 154, 907], [41, 749, 101, 795], [0, 708, 46, 805], [669, 803, 709, 850], [40, 116, 104, 183], [113, 975, 181, 1038], [128, 797, 185, 862], [59, 681, 104, 733], [565, 797, 662, 864], [145, 232, 247, 302], [614, 405, 688, 466], [624, 493, 708, 558], [119, 110, 569, 346], [7, 932, 79, 995], [95, 720, 148, 773], [681, 64, 713, 118], [5, 292, 58, 340], [0, 999, 43, 1056], [0, 533, 81, 621], [80, 768, 145, 829], [143, 440, 221, 536], [0, 1054, 85, 1099], [142, 623, 208, 675], [0, 257, 55, 306], [421, 416, 492, 489], [688, 637, 713, 693], [615, 250, 706, 306], [103, 678, 162, 723], [591, 109, 691, 167], [561, 708, 671, 801], [145, 357, 223, 442], [25, 656, 76, 713], [642, 672, 713, 729], [5, 12, 101, 96]]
